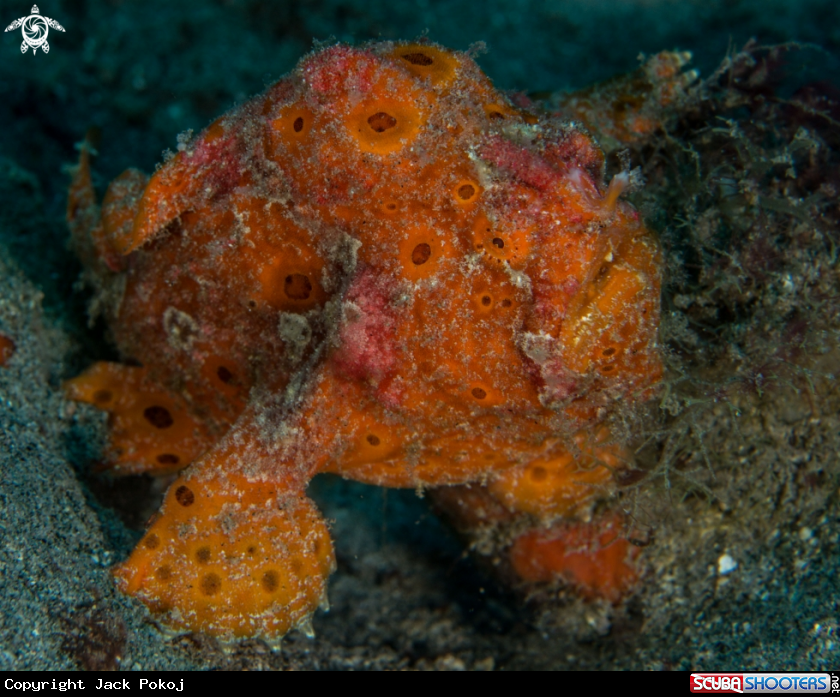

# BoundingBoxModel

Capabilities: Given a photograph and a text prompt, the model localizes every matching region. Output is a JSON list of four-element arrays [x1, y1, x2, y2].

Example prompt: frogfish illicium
[[65, 41, 668, 645]]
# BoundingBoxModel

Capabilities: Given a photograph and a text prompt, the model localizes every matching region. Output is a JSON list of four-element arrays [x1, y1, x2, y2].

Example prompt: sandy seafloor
[[0, 0, 839, 671]]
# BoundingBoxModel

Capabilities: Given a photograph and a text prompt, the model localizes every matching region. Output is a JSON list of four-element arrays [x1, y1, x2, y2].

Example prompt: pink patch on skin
[[540, 358, 579, 404], [531, 275, 579, 326], [301, 46, 376, 95], [171, 122, 244, 201], [564, 167, 602, 204], [494, 187, 543, 222], [332, 269, 399, 385], [261, 78, 296, 113], [532, 293, 564, 327], [480, 136, 560, 193], [375, 376, 404, 409], [562, 277, 581, 297], [524, 356, 578, 405], [519, 333, 578, 406], [544, 130, 604, 182]]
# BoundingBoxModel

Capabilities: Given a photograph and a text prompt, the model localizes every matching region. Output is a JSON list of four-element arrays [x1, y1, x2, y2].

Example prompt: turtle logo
[[5, 5, 65, 54]]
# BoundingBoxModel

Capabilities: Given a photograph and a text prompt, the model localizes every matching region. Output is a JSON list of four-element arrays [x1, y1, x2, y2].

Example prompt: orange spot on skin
[[388, 43, 463, 88], [488, 427, 626, 520]]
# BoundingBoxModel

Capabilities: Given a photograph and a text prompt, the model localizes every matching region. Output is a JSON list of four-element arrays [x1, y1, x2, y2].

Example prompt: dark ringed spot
[[93, 390, 113, 404], [457, 184, 476, 200], [530, 466, 548, 482], [144, 405, 173, 429], [367, 112, 397, 133], [284, 274, 312, 300], [200, 573, 221, 597], [402, 52, 434, 66], [175, 485, 195, 507], [412, 243, 431, 265], [262, 570, 280, 592]]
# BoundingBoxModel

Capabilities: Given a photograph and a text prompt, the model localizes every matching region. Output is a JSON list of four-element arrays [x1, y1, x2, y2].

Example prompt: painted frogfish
[[65, 41, 668, 645]]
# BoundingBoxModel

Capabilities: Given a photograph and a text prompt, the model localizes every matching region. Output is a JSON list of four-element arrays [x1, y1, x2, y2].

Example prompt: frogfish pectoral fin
[[112, 412, 335, 644]]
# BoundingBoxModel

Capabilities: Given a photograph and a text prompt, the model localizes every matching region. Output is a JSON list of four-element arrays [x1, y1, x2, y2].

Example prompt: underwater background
[[0, 0, 838, 670]]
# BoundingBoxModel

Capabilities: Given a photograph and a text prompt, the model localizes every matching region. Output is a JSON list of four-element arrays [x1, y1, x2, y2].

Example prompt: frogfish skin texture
[[65, 41, 663, 644]]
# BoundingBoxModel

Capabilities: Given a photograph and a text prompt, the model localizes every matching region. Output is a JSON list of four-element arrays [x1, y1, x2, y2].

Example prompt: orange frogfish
[[65, 41, 663, 645]]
